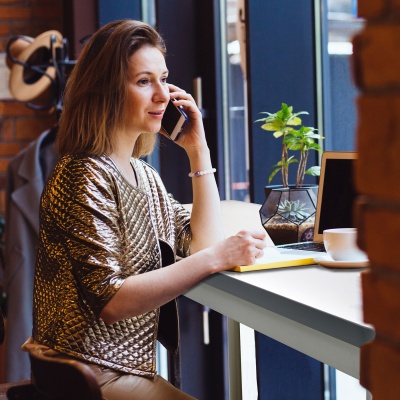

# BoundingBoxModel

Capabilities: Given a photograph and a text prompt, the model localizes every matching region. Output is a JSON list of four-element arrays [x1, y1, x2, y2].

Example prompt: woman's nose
[[154, 83, 170, 103]]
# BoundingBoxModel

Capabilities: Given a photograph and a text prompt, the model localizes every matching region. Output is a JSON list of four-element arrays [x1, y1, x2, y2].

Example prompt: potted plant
[[255, 103, 324, 244]]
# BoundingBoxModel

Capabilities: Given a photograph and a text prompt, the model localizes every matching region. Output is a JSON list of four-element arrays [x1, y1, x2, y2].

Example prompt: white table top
[[183, 200, 375, 377], [196, 265, 374, 347]]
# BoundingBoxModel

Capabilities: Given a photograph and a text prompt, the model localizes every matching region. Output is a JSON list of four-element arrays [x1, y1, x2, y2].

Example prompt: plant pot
[[259, 185, 318, 245]]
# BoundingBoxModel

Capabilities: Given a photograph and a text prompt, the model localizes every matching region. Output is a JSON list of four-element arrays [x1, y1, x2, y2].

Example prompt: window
[[223, 0, 249, 201], [327, 0, 363, 54], [322, 0, 365, 151]]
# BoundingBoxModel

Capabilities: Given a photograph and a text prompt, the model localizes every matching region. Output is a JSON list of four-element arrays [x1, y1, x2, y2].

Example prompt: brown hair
[[57, 19, 166, 158]]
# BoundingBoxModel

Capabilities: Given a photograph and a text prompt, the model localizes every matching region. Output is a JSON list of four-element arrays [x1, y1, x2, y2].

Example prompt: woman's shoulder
[[56, 153, 111, 173], [44, 154, 118, 206], [50, 154, 116, 187]]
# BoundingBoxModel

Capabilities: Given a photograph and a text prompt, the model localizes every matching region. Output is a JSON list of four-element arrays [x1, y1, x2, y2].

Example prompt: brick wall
[[353, 1, 400, 398], [0, 0, 63, 214]]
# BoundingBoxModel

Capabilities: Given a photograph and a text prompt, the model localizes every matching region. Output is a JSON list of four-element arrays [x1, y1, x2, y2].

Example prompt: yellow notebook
[[232, 246, 315, 272]]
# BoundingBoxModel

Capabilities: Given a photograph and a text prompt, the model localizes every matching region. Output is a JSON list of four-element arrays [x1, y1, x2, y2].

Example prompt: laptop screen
[[313, 152, 358, 242]]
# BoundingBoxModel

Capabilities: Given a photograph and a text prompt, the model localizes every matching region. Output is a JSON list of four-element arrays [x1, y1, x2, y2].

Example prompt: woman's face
[[125, 45, 170, 135]]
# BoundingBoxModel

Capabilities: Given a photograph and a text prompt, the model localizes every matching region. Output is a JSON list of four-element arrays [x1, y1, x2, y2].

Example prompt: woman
[[24, 19, 267, 399]]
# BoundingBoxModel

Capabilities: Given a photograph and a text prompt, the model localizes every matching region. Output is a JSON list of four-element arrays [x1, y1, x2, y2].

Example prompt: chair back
[[29, 348, 102, 400]]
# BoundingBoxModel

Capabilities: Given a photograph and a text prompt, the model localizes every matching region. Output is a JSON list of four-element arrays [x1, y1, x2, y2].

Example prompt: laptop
[[233, 151, 358, 272]]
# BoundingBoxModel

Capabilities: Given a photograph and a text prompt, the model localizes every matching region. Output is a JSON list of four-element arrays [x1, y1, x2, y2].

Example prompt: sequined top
[[32, 154, 191, 378]]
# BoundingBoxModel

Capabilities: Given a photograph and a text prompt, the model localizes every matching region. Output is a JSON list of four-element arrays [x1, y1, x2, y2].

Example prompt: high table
[[183, 201, 375, 399]]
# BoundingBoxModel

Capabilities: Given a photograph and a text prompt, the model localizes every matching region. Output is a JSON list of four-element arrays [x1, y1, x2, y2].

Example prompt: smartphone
[[161, 100, 188, 141]]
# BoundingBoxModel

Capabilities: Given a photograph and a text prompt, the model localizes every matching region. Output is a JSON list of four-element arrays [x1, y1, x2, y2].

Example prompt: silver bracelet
[[188, 168, 216, 178]]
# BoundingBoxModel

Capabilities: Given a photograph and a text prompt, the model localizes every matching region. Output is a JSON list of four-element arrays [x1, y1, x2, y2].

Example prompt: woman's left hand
[[162, 83, 208, 155]]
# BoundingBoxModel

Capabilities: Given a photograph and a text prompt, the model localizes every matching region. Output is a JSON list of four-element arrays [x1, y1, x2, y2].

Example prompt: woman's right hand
[[209, 229, 268, 272]]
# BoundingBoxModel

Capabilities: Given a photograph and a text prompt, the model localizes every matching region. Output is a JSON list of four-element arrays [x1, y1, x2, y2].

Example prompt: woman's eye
[[138, 79, 150, 86], [161, 77, 168, 84]]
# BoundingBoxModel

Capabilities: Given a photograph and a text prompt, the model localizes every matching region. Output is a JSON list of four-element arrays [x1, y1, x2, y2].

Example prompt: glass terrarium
[[259, 186, 318, 245]]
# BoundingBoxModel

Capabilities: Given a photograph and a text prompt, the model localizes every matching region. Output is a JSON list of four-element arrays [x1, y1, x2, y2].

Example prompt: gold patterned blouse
[[32, 154, 191, 378]]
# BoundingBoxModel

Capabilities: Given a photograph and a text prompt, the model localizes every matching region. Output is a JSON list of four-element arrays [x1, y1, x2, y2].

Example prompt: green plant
[[255, 103, 324, 187], [277, 199, 310, 222]]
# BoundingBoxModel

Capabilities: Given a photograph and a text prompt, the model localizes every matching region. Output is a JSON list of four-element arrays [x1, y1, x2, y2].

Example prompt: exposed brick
[[362, 270, 400, 341], [356, 198, 400, 270], [0, 101, 41, 116], [353, 25, 400, 91], [10, 20, 63, 37], [0, 119, 14, 140], [355, 95, 400, 202], [0, 142, 21, 156], [32, 5, 61, 19], [392, 0, 400, 13], [361, 340, 400, 399], [0, 6, 31, 20], [356, 0, 400, 397], [15, 116, 56, 140], [0, 0, 27, 4], [0, 158, 11, 174], [357, 0, 388, 19], [0, 23, 10, 35]]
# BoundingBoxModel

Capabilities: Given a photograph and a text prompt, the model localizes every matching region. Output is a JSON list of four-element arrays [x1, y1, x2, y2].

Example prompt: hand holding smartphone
[[161, 99, 188, 141]]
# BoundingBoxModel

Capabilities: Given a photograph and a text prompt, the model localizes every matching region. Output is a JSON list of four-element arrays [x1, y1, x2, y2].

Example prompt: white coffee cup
[[323, 228, 368, 262]]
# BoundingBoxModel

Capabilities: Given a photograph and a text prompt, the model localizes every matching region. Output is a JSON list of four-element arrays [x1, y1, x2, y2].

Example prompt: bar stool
[[26, 347, 102, 400], [0, 308, 102, 400]]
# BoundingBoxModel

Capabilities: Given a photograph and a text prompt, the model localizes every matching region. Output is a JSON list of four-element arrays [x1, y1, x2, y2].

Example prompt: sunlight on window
[[327, 0, 364, 55], [328, 41, 353, 55]]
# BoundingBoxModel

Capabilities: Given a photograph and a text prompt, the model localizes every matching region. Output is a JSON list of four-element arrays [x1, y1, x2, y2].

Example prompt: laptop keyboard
[[278, 241, 326, 252]]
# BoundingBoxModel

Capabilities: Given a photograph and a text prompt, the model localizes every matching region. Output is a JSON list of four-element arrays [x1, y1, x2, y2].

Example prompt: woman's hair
[[57, 19, 166, 158]]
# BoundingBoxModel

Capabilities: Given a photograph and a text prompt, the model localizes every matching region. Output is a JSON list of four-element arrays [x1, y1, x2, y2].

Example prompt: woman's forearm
[[100, 228, 267, 324], [187, 147, 224, 253], [100, 247, 217, 324]]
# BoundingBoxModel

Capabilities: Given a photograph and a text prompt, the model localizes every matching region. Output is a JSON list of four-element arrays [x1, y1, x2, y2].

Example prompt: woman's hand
[[209, 229, 269, 272], [162, 83, 208, 156]]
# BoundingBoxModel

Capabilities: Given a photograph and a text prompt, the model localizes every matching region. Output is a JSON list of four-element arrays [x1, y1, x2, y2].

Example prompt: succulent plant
[[277, 199, 310, 222]]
